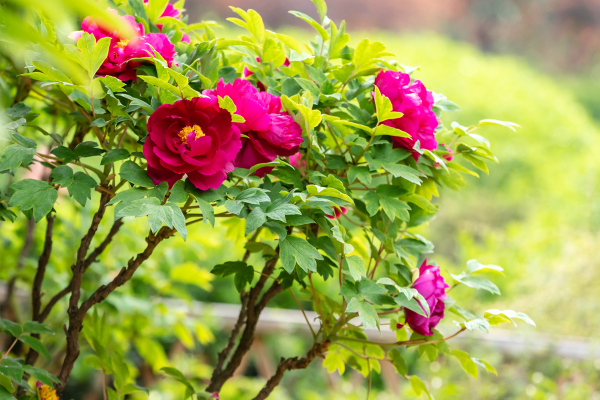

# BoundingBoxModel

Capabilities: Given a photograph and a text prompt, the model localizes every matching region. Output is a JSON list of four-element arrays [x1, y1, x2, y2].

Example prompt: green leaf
[[389, 348, 407, 376], [107, 187, 147, 206], [195, 197, 215, 227], [139, 75, 181, 97], [236, 188, 271, 204], [23, 321, 54, 335], [74, 141, 105, 158], [346, 298, 380, 330], [161, 367, 195, 393], [168, 181, 188, 203], [245, 207, 267, 235], [466, 259, 504, 275], [0, 319, 22, 337], [22, 365, 60, 387], [307, 185, 353, 204], [280, 236, 324, 273], [50, 165, 74, 187], [343, 255, 366, 281], [19, 335, 51, 360], [8, 180, 57, 222], [382, 163, 423, 184], [0, 358, 23, 382], [0, 134, 36, 172], [119, 161, 154, 187], [374, 124, 410, 138], [452, 349, 478, 379], [101, 148, 130, 165], [64, 32, 111, 78], [379, 197, 410, 222], [394, 292, 427, 317], [98, 76, 126, 93], [484, 309, 536, 327], [347, 166, 372, 186], [262, 37, 286, 66], [322, 352, 345, 375], [4, 102, 31, 118], [288, 11, 329, 40], [410, 375, 434, 399], [473, 358, 497, 375], [218, 66, 237, 84], [310, 0, 328, 22], [0, 377, 14, 395], [478, 119, 520, 132], [362, 191, 380, 216], [450, 273, 500, 295], [211, 262, 254, 293], [67, 172, 98, 206]]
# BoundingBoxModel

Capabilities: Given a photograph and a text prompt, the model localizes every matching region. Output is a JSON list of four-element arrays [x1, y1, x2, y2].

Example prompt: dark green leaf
[[23, 321, 54, 335], [67, 172, 97, 206], [101, 148, 130, 165], [119, 161, 154, 187], [8, 180, 57, 222], [280, 236, 323, 273], [50, 165, 74, 187], [19, 336, 51, 360]]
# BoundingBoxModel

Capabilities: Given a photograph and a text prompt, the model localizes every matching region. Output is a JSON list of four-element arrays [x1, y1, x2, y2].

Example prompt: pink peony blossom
[[143, 97, 242, 190], [70, 9, 175, 81], [404, 260, 449, 336], [289, 152, 306, 169], [204, 78, 303, 176], [326, 206, 347, 220], [374, 70, 439, 160]]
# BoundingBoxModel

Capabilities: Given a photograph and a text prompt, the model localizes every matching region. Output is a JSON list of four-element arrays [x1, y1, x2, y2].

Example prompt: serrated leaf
[[280, 236, 323, 273], [323, 352, 345, 375], [343, 255, 366, 281], [245, 207, 267, 235], [346, 297, 380, 330], [8, 180, 57, 222], [67, 172, 97, 206], [50, 165, 74, 187]]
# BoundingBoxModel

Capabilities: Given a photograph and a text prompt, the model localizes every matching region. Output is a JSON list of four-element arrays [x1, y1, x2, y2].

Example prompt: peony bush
[[0, 0, 534, 398]]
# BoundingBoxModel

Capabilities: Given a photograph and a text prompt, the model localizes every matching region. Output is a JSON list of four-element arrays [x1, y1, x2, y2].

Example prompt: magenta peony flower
[[143, 97, 242, 190], [404, 260, 449, 336], [70, 9, 175, 81], [204, 79, 303, 176], [289, 152, 306, 169], [326, 206, 347, 220], [374, 70, 439, 160]]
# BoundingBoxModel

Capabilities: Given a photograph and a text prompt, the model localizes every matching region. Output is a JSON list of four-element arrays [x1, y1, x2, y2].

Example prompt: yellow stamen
[[39, 384, 59, 400], [116, 39, 129, 48], [178, 125, 205, 146]]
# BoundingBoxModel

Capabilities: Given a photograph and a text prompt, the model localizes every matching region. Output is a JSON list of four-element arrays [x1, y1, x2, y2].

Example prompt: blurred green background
[[3, 0, 600, 399]]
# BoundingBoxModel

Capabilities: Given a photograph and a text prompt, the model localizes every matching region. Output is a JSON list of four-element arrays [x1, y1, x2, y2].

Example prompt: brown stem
[[206, 256, 283, 393], [82, 219, 124, 270], [55, 191, 111, 391], [251, 340, 330, 400], [211, 291, 249, 379], [31, 215, 55, 321], [56, 225, 175, 392]]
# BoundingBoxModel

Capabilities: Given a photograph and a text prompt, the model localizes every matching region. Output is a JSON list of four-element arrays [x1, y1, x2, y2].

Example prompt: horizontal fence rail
[[2, 283, 598, 360]]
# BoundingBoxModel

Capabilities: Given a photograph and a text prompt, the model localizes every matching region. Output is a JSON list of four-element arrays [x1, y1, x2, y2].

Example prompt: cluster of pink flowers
[[374, 70, 439, 160], [144, 78, 303, 189], [70, 9, 178, 81]]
